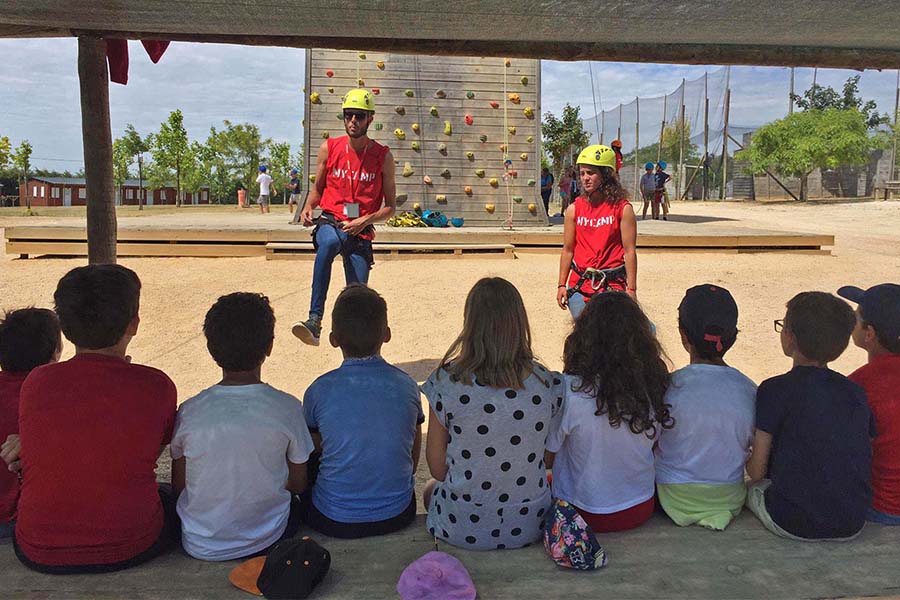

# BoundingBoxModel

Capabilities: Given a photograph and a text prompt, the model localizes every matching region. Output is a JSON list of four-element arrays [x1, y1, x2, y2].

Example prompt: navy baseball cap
[[838, 284, 900, 343], [678, 284, 739, 355]]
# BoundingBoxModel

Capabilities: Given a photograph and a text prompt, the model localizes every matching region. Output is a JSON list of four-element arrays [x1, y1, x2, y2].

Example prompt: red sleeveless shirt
[[567, 195, 630, 294], [319, 135, 389, 240]]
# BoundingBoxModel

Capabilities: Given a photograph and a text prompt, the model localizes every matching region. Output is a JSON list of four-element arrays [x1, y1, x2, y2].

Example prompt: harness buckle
[[583, 267, 607, 291]]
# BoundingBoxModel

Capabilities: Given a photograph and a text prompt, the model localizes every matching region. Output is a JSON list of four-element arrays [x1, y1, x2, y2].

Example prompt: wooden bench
[[265, 242, 515, 260], [877, 180, 900, 200]]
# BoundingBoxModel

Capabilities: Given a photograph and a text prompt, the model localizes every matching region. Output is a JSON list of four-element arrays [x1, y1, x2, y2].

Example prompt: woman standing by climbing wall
[[556, 145, 638, 319]]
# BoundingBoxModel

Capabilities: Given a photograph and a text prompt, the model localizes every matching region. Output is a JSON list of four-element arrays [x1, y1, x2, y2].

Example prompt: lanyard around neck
[[345, 140, 371, 203]]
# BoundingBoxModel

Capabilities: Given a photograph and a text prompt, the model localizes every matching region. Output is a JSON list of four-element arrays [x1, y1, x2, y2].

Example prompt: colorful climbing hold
[[464, 114, 473, 126], [434, 89, 446, 99], [508, 126, 516, 135], [411, 141, 420, 151], [520, 76, 529, 85], [437, 143, 448, 153], [499, 144, 508, 152], [504, 58, 511, 67], [443, 121, 452, 136], [479, 134, 488, 143], [489, 178, 499, 187], [508, 93, 521, 105], [321, 131, 329, 139], [325, 69, 334, 78], [423, 175, 433, 185], [372, 88, 380, 95], [402, 162, 415, 177], [327, 86, 334, 93], [436, 194, 447, 202], [396, 193, 408, 203], [430, 106, 439, 116], [376, 60, 385, 70], [374, 122, 384, 131], [527, 178, 536, 186], [358, 52, 366, 59], [489, 101, 499, 109], [413, 202, 421, 210], [465, 151, 475, 160], [310, 92, 321, 104], [512, 196, 523, 203], [336, 113, 343, 120], [523, 106, 534, 119], [475, 169, 485, 177], [395, 106, 406, 115], [309, 174, 316, 182], [526, 135, 534, 143], [466, 91, 475, 99], [520, 153, 528, 160], [357, 79, 365, 87], [440, 168, 451, 178], [411, 123, 420, 133], [528, 203, 537, 214], [394, 129, 406, 140], [485, 203, 496, 213], [464, 186, 473, 194], [405, 89, 415, 97]]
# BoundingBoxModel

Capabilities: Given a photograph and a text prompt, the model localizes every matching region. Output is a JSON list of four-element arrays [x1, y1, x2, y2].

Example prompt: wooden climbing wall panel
[[304, 49, 545, 227]]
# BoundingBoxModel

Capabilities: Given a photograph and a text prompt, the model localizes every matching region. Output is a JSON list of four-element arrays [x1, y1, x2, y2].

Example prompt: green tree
[[791, 75, 889, 130], [267, 141, 292, 204], [112, 136, 133, 204], [150, 110, 191, 206], [207, 120, 269, 193], [121, 124, 150, 209], [740, 108, 884, 201], [12, 140, 33, 209], [0, 136, 11, 170], [542, 105, 590, 176]]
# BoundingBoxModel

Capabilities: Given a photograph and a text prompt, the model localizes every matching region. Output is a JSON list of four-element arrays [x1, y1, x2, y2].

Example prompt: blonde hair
[[439, 277, 535, 389]]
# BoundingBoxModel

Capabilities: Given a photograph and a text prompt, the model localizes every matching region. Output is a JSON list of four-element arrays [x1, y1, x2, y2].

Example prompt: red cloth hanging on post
[[105, 39, 171, 85]]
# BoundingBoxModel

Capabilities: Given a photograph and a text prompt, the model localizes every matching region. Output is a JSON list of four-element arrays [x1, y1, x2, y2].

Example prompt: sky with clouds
[[1, 38, 897, 170]]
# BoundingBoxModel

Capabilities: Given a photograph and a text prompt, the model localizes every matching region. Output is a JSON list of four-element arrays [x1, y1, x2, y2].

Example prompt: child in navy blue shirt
[[746, 291, 874, 541], [301, 284, 423, 538]]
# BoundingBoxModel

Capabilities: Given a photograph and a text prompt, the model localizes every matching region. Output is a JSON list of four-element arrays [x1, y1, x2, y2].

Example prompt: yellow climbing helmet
[[576, 144, 616, 169], [342, 88, 375, 112]]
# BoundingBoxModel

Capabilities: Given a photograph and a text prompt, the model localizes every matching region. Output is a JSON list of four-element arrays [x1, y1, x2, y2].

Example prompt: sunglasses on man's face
[[343, 110, 368, 122]]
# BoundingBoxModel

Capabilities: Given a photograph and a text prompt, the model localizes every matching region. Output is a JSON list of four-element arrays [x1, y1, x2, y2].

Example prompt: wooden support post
[[634, 96, 640, 204], [893, 69, 899, 181], [722, 67, 731, 200], [657, 94, 667, 164], [703, 72, 709, 201], [677, 79, 685, 200], [78, 36, 117, 264], [617, 104, 622, 142]]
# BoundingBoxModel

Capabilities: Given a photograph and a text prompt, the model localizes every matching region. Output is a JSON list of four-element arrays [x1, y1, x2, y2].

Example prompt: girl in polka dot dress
[[422, 278, 564, 551], [545, 292, 674, 532]]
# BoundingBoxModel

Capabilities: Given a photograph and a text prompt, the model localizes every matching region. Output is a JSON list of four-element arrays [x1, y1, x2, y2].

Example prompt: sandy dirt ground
[[2, 200, 899, 483]]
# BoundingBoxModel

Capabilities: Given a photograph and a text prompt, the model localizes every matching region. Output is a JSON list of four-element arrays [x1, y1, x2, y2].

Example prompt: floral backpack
[[543, 499, 608, 570]]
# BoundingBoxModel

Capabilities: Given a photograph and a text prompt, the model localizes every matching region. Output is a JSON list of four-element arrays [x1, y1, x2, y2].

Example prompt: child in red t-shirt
[[839, 283, 900, 524], [11, 265, 178, 574], [0, 308, 61, 538]]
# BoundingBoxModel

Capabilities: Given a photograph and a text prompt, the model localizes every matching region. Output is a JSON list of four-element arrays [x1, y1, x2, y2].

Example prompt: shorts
[[289, 193, 301, 204], [745, 480, 862, 542], [258, 194, 270, 206]]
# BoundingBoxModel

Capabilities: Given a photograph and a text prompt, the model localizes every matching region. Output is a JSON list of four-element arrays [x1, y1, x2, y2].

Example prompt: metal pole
[[634, 96, 640, 202], [703, 72, 709, 201], [600, 111, 605, 145], [892, 68, 899, 181], [812, 67, 818, 88], [658, 94, 667, 164], [677, 79, 685, 200], [789, 67, 795, 115], [617, 104, 622, 142], [588, 62, 601, 142], [722, 66, 731, 200]]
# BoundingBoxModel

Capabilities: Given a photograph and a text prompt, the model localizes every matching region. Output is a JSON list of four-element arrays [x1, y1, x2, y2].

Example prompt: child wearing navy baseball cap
[[655, 284, 757, 530], [839, 283, 900, 525]]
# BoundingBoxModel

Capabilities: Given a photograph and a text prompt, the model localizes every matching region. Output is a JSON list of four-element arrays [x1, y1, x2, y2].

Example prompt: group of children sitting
[[0, 264, 897, 575]]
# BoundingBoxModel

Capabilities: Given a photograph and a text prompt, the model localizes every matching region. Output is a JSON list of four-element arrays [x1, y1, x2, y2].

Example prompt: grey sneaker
[[292, 319, 321, 346]]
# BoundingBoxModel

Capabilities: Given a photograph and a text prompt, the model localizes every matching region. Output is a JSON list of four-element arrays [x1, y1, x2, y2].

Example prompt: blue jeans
[[310, 223, 371, 319], [867, 507, 900, 525], [567, 292, 588, 319]]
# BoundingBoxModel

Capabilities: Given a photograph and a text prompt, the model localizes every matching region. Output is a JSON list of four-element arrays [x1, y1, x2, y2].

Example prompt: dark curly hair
[[563, 292, 673, 437], [577, 165, 628, 205], [204, 292, 275, 372]]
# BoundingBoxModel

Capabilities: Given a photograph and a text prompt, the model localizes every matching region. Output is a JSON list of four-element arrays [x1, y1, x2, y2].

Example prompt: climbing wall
[[304, 49, 544, 227]]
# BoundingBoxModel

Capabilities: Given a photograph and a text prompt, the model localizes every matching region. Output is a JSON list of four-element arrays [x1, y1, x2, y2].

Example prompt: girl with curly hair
[[557, 145, 637, 320], [545, 292, 672, 532]]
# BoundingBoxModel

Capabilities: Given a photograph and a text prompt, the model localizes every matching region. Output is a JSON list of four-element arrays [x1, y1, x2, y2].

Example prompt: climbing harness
[[566, 262, 627, 300], [312, 211, 375, 268]]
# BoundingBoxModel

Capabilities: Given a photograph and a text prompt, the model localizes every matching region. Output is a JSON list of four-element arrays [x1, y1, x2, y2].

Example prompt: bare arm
[[172, 456, 186, 498], [286, 461, 308, 495], [543, 449, 556, 470], [301, 141, 329, 225], [411, 423, 423, 473], [746, 429, 773, 484], [425, 405, 449, 481], [310, 431, 322, 453], [621, 203, 638, 296], [556, 203, 576, 309]]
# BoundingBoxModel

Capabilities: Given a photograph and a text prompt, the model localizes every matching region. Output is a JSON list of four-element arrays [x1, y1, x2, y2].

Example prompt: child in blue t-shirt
[[301, 284, 423, 538], [655, 284, 756, 530], [746, 291, 874, 541]]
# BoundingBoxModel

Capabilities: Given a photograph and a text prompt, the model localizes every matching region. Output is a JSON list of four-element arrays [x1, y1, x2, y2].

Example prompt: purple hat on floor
[[397, 551, 476, 600]]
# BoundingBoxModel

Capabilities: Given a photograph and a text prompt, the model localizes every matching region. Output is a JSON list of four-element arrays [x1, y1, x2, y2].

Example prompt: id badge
[[344, 203, 360, 219]]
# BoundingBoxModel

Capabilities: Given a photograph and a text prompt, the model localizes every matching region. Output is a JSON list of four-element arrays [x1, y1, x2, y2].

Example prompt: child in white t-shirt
[[171, 292, 313, 561], [655, 284, 756, 530], [256, 165, 274, 214], [545, 292, 673, 533]]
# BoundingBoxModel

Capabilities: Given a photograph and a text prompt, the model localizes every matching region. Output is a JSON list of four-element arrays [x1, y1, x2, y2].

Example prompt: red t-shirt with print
[[850, 353, 900, 516], [16, 353, 176, 566], [568, 196, 630, 295], [0, 371, 27, 524]]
